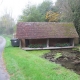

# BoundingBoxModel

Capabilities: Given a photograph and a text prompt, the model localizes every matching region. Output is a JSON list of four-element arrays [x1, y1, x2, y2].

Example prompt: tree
[[38, 0, 53, 21], [18, 0, 54, 22], [46, 11, 59, 22], [0, 14, 15, 34], [19, 5, 43, 22], [68, 0, 80, 42], [55, 0, 73, 22]]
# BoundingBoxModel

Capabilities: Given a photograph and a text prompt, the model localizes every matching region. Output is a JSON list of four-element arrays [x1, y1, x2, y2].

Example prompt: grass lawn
[[3, 47, 80, 80], [3, 35, 80, 80]]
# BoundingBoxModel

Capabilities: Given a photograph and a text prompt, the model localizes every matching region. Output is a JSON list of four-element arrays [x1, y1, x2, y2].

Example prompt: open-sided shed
[[16, 22, 79, 50]]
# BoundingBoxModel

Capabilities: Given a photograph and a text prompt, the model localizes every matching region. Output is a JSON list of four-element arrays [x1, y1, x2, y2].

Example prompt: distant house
[[16, 22, 79, 50]]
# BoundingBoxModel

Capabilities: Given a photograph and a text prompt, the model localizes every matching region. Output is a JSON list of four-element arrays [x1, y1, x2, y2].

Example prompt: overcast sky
[[0, 0, 57, 21]]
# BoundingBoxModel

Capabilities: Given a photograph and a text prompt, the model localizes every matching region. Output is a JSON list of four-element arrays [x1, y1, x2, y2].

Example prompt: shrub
[[29, 44, 46, 48], [55, 43, 70, 47]]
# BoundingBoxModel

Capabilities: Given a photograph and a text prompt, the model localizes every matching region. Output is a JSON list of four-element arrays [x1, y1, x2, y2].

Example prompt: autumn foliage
[[46, 11, 59, 22]]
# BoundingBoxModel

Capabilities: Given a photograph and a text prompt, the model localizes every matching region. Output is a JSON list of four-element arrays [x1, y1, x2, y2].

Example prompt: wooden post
[[47, 39, 49, 47], [19, 40, 22, 48], [72, 39, 74, 46]]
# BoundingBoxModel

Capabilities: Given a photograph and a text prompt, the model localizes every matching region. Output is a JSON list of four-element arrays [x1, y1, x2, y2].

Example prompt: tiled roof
[[16, 22, 79, 39]]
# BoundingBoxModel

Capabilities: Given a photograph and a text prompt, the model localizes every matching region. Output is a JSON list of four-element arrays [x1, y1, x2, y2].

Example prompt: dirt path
[[0, 36, 10, 80]]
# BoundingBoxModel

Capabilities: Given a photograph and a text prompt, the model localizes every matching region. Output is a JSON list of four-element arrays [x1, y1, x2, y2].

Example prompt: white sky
[[0, 0, 57, 21]]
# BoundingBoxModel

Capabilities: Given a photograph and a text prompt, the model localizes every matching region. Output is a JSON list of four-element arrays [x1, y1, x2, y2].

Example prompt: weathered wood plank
[[22, 46, 74, 50]]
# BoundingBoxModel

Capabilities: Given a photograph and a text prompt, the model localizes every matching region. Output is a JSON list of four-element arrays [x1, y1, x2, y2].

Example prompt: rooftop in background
[[16, 22, 79, 39]]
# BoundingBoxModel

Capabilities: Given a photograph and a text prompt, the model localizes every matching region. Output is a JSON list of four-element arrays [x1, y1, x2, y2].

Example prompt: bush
[[29, 44, 46, 48], [55, 43, 70, 47]]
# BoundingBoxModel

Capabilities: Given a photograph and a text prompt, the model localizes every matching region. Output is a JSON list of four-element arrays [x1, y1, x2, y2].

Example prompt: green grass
[[3, 47, 80, 80]]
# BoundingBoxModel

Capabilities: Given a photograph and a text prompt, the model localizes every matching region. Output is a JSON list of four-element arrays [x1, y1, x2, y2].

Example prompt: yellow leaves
[[46, 11, 59, 22]]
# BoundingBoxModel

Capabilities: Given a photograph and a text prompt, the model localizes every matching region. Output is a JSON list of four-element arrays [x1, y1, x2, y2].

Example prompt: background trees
[[55, 0, 73, 22], [0, 13, 15, 34], [19, 5, 43, 22], [69, 0, 80, 42], [38, 0, 53, 21], [18, 0, 58, 22]]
